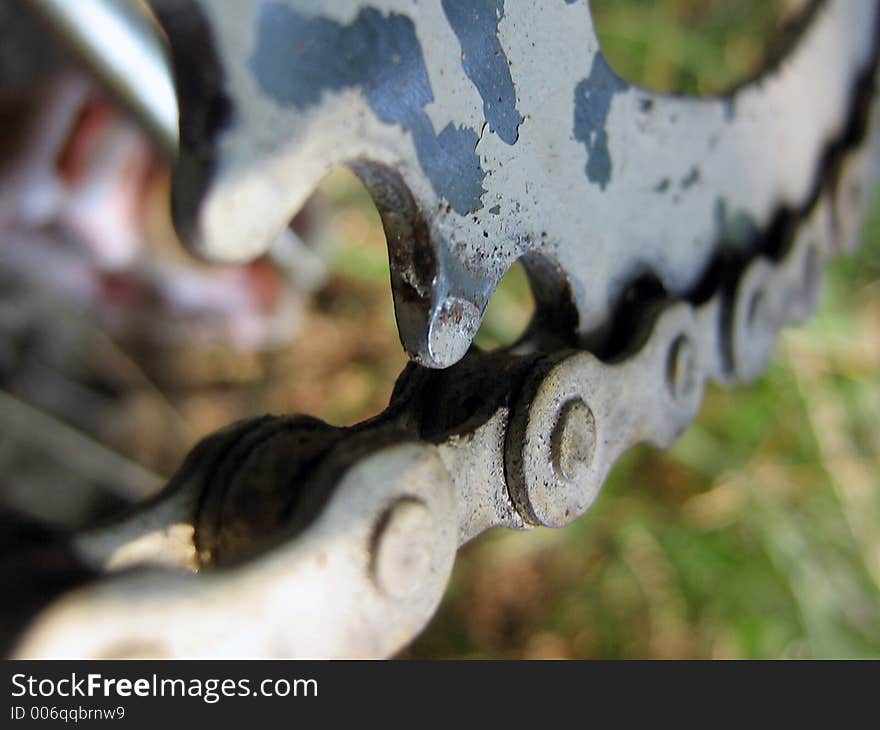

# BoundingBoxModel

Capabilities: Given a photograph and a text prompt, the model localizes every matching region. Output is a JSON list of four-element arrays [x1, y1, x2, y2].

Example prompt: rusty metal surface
[[6, 0, 880, 657]]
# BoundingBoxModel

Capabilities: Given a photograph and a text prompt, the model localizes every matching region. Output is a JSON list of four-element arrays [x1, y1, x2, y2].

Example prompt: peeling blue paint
[[680, 166, 701, 189], [723, 96, 736, 122], [248, 3, 486, 214], [714, 197, 758, 247], [442, 0, 523, 146], [573, 54, 628, 190]]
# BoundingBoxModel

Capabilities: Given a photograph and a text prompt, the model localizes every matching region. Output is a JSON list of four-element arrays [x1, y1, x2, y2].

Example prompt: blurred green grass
[[592, 0, 789, 95], [319, 0, 880, 658]]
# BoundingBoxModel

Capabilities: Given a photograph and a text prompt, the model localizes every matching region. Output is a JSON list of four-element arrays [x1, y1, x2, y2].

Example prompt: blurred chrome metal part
[[27, 0, 178, 154], [24, 0, 336, 299], [6, 0, 880, 658]]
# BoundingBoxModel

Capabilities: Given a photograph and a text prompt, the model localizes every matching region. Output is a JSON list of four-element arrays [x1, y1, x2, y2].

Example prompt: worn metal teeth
[[142, 0, 880, 370]]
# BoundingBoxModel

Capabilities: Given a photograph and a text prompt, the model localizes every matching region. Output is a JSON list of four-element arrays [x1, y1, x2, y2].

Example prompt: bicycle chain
[[8, 0, 880, 657]]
